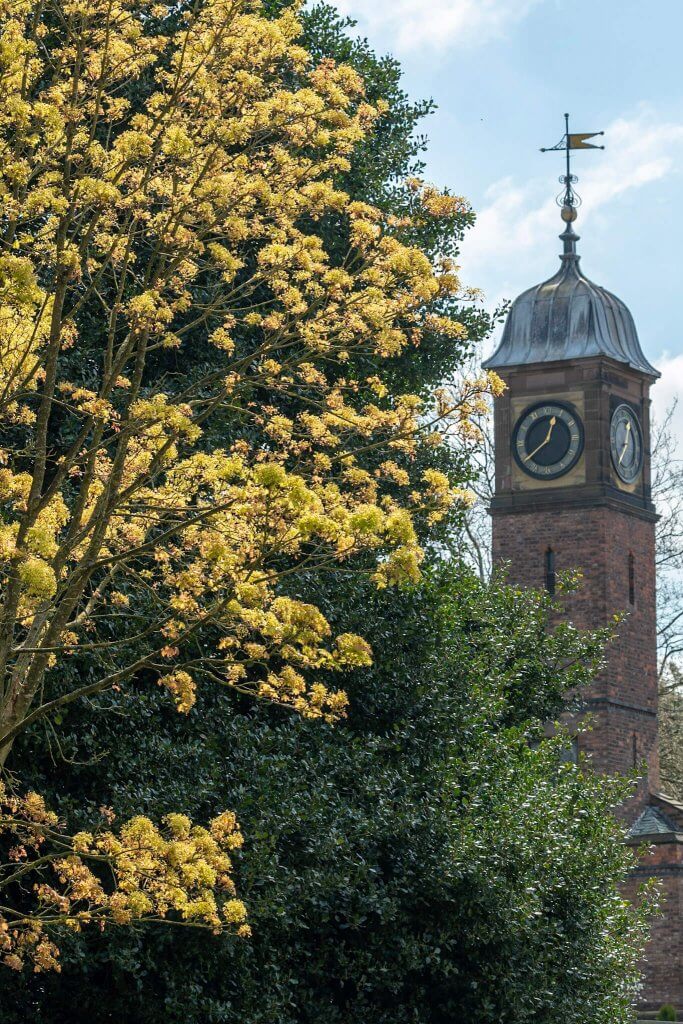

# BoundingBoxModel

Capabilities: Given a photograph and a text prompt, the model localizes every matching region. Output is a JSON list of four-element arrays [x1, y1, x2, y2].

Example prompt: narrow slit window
[[628, 552, 635, 606], [545, 548, 556, 596]]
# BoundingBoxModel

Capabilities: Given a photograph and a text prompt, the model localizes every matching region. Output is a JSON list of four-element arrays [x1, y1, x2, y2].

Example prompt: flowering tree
[[0, 0, 500, 968]]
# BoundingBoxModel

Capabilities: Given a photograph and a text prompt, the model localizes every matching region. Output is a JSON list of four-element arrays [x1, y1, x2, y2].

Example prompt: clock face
[[512, 401, 584, 480], [610, 404, 643, 483]]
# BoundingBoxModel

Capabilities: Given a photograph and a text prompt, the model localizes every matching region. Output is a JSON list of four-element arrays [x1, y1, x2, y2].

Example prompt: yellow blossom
[[0, 0, 499, 971], [18, 556, 57, 601]]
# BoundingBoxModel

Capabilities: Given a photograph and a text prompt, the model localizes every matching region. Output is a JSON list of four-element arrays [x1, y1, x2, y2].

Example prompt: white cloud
[[460, 108, 683, 296], [332, 0, 541, 53]]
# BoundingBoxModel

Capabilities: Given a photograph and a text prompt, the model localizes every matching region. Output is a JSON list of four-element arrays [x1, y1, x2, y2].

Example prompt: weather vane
[[541, 113, 604, 221]]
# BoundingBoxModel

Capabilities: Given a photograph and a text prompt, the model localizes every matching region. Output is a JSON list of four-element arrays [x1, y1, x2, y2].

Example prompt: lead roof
[[483, 221, 659, 378]]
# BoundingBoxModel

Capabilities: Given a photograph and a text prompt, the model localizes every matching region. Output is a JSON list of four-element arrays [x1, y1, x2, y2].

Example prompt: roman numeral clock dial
[[610, 404, 643, 483], [512, 402, 584, 479]]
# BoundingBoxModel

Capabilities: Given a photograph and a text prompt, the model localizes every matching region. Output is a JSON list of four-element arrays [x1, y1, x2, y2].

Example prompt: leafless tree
[[651, 400, 683, 681], [650, 402, 683, 798], [446, 346, 496, 579], [658, 664, 683, 798]]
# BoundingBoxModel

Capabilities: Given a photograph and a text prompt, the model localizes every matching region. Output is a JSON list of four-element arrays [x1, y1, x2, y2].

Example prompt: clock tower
[[483, 211, 660, 791], [483, 204, 683, 1012]]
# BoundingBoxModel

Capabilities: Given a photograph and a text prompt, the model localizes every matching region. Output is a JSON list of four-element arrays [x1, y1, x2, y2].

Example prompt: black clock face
[[512, 402, 584, 480], [610, 404, 643, 483]]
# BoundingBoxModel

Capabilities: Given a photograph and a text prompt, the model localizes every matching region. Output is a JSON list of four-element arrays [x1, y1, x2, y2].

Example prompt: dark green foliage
[[658, 1006, 678, 1021], [5, 567, 644, 1024]]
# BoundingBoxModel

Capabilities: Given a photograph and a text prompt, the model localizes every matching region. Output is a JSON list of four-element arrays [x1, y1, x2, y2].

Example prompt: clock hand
[[618, 421, 632, 465], [524, 416, 557, 462]]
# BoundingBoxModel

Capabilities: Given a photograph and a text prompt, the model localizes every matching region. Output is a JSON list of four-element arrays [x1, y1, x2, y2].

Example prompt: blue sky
[[332, 0, 683, 429]]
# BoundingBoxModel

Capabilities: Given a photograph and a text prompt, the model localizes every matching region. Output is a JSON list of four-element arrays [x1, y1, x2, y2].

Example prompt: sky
[[331, 0, 683, 435]]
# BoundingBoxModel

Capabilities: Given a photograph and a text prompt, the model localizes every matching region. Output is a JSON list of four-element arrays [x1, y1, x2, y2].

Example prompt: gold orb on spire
[[561, 204, 578, 223]]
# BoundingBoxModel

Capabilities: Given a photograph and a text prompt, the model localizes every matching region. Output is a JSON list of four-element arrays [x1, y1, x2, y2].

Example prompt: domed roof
[[483, 221, 659, 378]]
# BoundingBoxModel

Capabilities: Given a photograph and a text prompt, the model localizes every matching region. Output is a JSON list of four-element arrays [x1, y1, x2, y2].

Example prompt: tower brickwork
[[490, 355, 659, 798]]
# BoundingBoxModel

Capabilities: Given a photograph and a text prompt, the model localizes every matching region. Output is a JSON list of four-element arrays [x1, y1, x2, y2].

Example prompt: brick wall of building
[[624, 837, 683, 1011], [492, 503, 659, 792]]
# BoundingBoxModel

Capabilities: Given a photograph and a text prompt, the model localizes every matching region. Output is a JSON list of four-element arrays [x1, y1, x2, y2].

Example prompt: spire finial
[[540, 113, 605, 239], [559, 219, 580, 261]]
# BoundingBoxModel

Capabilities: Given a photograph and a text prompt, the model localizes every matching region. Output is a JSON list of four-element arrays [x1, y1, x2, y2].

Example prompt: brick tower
[[483, 207, 683, 1011]]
